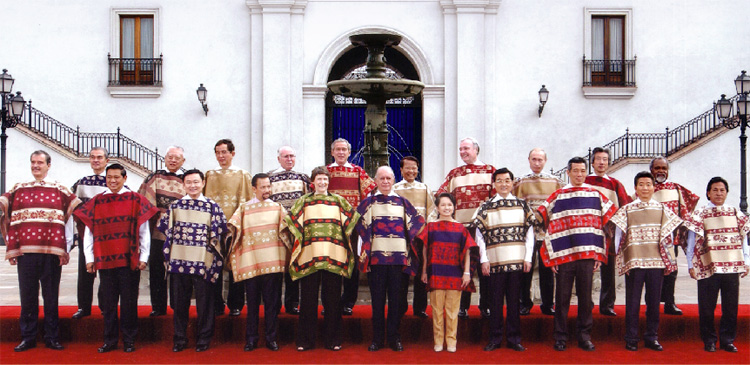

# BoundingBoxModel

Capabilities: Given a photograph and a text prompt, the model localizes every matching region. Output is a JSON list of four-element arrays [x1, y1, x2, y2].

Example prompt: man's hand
[[689, 268, 697, 280], [8, 257, 17, 265], [741, 266, 749, 278], [551, 265, 558, 274], [523, 261, 532, 273], [86, 262, 96, 274], [137, 261, 147, 270], [59, 253, 69, 266], [593, 261, 601, 271], [481, 262, 490, 276]]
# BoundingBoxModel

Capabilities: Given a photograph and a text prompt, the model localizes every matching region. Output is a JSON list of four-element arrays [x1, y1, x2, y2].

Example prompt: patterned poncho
[[327, 163, 376, 208], [474, 198, 536, 272], [585, 174, 633, 254], [609, 200, 682, 275], [436, 164, 496, 226], [157, 197, 227, 283], [416, 220, 478, 292], [138, 170, 185, 241], [228, 199, 291, 282], [74, 191, 159, 270], [513, 172, 563, 241], [653, 181, 700, 247], [1, 180, 80, 259], [683, 205, 750, 279], [286, 193, 359, 280], [203, 168, 254, 219], [538, 186, 617, 267], [393, 180, 435, 220], [354, 193, 425, 275], [72, 174, 108, 203], [268, 169, 311, 212]]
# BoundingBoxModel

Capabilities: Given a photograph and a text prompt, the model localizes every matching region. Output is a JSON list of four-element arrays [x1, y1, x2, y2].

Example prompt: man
[[512, 148, 561, 316], [585, 147, 632, 316], [355, 166, 425, 352], [393, 156, 434, 318], [538, 157, 617, 352], [204, 139, 254, 316], [75, 164, 159, 353], [475, 168, 535, 352], [70, 147, 110, 319], [610, 171, 681, 352], [157, 169, 227, 352], [228, 173, 291, 352], [267, 145, 310, 315], [328, 138, 376, 315], [138, 145, 186, 317], [650, 156, 700, 315], [436, 137, 495, 318], [684, 177, 750, 353], [1, 150, 80, 352]]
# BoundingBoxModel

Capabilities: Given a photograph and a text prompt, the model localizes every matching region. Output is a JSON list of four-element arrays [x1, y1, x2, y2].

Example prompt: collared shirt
[[474, 193, 535, 264], [463, 159, 485, 166], [181, 194, 207, 202], [246, 196, 274, 205], [686, 201, 750, 268], [329, 161, 353, 168], [216, 165, 241, 171]]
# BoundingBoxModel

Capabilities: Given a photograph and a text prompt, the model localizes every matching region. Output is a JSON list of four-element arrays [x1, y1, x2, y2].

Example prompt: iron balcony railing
[[108, 53, 163, 86], [23, 100, 169, 173], [582, 56, 637, 87]]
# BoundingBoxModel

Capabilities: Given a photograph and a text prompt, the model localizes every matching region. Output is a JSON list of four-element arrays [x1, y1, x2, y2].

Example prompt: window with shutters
[[582, 8, 636, 99], [108, 8, 162, 98]]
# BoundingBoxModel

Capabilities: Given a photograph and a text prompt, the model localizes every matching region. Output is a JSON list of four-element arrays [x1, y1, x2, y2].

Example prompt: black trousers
[[148, 239, 168, 313], [599, 253, 617, 312], [171, 273, 215, 347], [283, 271, 300, 310], [625, 268, 663, 343], [698, 273, 740, 346], [298, 270, 343, 349], [400, 271, 428, 315], [460, 227, 488, 311], [341, 236, 359, 309], [17, 253, 62, 342], [554, 259, 594, 342], [214, 270, 246, 312], [99, 266, 141, 345], [76, 245, 98, 314], [368, 265, 405, 345], [660, 247, 679, 305], [488, 270, 522, 345], [245, 273, 283, 344], [521, 241, 555, 310]]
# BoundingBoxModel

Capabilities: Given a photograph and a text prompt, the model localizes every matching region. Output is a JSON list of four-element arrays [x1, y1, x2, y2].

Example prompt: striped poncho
[[327, 163, 376, 209], [138, 170, 185, 241], [416, 220, 478, 292], [436, 164, 496, 226], [512, 172, 563, 241], [268, 169, 311, 212], [474, 197, 536, 273], [683, 205, 750, 279], [653, 181, 700, 247]]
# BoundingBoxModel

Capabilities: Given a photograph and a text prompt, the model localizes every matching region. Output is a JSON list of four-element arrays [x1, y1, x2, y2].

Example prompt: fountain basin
[[327, 79, 424, 100]]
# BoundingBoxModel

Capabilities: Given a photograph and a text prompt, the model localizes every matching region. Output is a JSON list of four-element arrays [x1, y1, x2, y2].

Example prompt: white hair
[[277, 145, 296, 156], [166, 145, 185, 159], [376, 165, 395, 178], [460, 137, 480, 154]]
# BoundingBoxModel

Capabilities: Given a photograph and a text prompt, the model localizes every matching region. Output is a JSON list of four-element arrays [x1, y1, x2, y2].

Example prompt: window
[[582, 8, 635, 99], [108, 8, 161, 98]]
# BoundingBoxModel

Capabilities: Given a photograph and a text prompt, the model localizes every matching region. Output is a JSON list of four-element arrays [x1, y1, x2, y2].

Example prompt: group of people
[[2, 136, 747, 356]]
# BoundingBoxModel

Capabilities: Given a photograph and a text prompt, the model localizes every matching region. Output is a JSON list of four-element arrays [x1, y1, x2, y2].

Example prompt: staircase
[[14, 100, 168, 177], [552, 95, 739, 181]]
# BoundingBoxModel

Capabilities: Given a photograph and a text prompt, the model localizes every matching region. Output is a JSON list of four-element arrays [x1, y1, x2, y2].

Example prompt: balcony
[[107, 54, 163, 98], [582, 56, 637, 99]]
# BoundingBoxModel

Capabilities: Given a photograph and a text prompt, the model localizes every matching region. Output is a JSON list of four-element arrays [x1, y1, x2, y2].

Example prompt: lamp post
[[196, 84, 208, 115], [715, 69, 750, 214], [0, 69, 26, 194], [538, 85, 549, 117]]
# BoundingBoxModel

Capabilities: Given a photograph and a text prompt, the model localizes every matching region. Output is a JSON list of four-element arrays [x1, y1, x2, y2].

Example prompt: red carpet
[[1, 305, 748, 364]]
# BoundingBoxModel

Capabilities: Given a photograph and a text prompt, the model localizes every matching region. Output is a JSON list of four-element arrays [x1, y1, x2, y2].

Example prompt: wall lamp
[[196, 83, 208, 115], [538, 84, 549, 117]]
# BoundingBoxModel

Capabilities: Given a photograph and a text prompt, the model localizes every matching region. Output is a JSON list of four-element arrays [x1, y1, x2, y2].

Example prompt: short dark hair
[[492, 167, 514, 182], [590, 147, 610, 164], [706, 176, 729, 199], [106, 163, 127, 177], [252, 173, 270, 187], [567, 156, 587, 171], [310, 166, 330, 181], [30, 150, 51, 165], [182, 168, 204, 182], [399, 156, 419, 168], [434, 192, 457, 218], [634, 171, 655, 186], [215, 139, 235, 153]]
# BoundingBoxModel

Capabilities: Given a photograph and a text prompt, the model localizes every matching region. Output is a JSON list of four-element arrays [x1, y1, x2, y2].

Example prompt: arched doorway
[[325, 47, 423, 182]]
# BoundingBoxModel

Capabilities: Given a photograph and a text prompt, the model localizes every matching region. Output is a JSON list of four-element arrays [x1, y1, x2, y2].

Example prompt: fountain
[[327, 32, 425, 176]]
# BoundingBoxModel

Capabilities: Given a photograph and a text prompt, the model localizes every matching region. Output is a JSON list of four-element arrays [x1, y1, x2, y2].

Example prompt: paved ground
[[1, 246, 747, 307]]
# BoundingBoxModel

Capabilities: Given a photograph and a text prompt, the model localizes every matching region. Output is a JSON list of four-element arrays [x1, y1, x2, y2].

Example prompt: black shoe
[[414, 311, 428, 318], [540, 306, 555, 316], [508, 342, 526, 352], [368, 342, 382, 351], [390, 341, 404, 352], [457, 309, 469, 319], [600, 308, 617, 316], [721, 343, 738, 353], [484, 342, 502, 351], [149, 310, 166, 317], [645, 340, 663, 351], [14, 340, 36, 352], [173, 343, 186, 352], [342, 307, 353, 316], [45, 340, 64, 350], [97, 343, 117, 353], [229, 309, 242, 316], [285, 306, 300, 315], [72, 309, 91, 319], [554, 340, 566, 351], [196, 344, 209, 352], [704, 343, 716, 352], [578, 340, 595, 351], [664, 303, 683, 315], [123, 343, 135, 353], [480, 308, 491, 318], [519, 306, 531, 316], [266, 341, 279, 351], [215, 306, 225, 316], [244, 342, 258, 351], [625, 341, 638, 351]]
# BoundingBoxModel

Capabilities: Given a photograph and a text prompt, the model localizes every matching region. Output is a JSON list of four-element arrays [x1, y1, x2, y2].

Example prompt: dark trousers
[[298, 270, 343, 349], [214, 270, 246, 312], [148, 239, 168, 313], [76, 246, 98, 314], [459, 227, 488, 311], [341, 250, 359, 309], [488, 270, 522, 345], [99, 266, 141, 345], [554, 259, 594, 342], [17, 253, 62, 342], [660, 247, 678, 305], [521, 242, 555, 310], [171, 273, 215, 347], [245, 273, 283, 344], [599, 254, 616, 311], [368, 265, 405, 345], [698, 273, 740, 346], [624, 268, 663, 342], [283, 271, 299, 310], [400, 272, 428, 315]]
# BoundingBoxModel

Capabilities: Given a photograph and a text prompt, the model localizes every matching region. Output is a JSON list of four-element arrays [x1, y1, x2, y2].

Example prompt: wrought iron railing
[[108, 54, 163, 86], [22, 100, 168, 172], [553, 94, 738, 181], [582, 57, 637, 87]]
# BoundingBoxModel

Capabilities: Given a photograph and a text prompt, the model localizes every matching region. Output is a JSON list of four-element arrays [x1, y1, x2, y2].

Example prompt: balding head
[[528, 148, 547, 174], [277, 145, 297, 171], [375, 166, 395, 195]]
